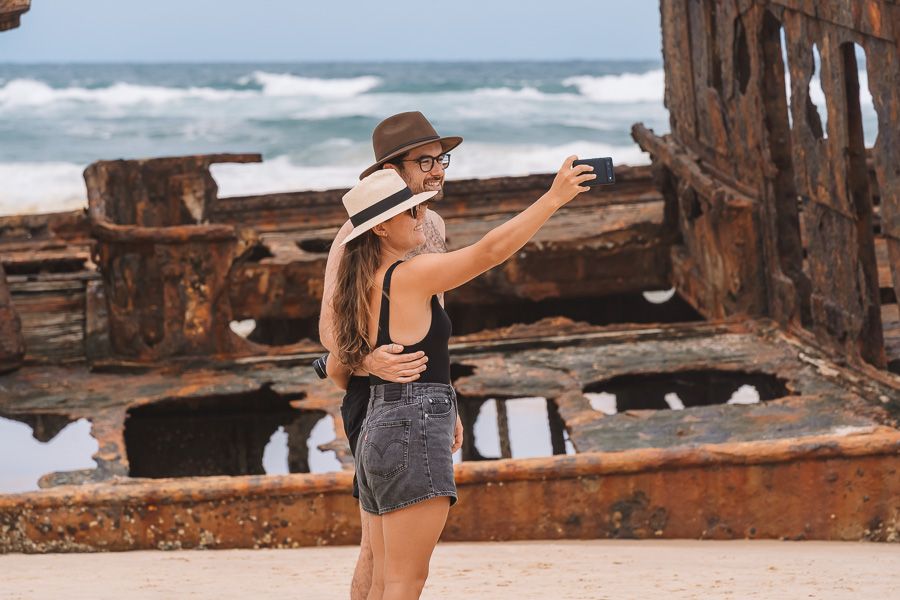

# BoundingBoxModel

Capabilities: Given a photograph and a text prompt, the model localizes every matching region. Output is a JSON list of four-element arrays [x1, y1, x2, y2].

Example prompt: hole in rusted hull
[[583, 371, 789, 413], [229, 318, 257, 338], [0, 415, 98, 494], [808, 44, 828, 139], [124, 388, 339, 478], [3, 258, 88, 276], [456, 396, 573, 462], [244, 243, 273, 262], [246, 318, 315, 346], [734, 16, 751, 94], [446, 292, 702, 336], [262, 418, 342, 475], [296, 239, 333, 254]]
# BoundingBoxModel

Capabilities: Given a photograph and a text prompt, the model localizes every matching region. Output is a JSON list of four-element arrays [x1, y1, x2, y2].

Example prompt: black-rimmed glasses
[[402, 153, 451, 173]]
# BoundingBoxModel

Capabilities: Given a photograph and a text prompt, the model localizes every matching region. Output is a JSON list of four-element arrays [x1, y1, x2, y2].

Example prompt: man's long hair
[[332, 230, 382, 371]]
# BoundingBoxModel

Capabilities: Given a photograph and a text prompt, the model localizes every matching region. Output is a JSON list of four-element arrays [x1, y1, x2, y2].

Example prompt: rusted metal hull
[[2, 431, 897, 553], [0, 164, 671, 365], [1, 316, 897, 551], [0, 0, 29, 31], [634, 0, 900, 370]]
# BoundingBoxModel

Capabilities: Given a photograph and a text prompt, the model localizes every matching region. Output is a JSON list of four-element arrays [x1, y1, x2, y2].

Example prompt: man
[[317, 111, 464, 600]]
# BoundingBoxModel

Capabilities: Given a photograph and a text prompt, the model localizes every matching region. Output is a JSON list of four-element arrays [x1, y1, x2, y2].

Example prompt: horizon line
[[0, 57, 663, 66]]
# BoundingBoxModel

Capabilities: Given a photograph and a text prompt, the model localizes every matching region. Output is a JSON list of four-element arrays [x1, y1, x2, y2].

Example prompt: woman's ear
[[371, 223, 388, 238]]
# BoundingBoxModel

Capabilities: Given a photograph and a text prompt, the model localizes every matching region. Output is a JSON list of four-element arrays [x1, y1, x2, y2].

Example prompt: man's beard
[[419, 179, 444, 201]]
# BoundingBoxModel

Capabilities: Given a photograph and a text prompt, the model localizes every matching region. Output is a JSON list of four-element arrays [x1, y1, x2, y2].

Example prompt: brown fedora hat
[[359, 111, 463, 179]]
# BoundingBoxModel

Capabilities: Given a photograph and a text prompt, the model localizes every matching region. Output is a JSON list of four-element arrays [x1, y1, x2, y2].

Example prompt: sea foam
[[563, 69, 665, 103], [0, 74, 383, 109], [0, 161, 88, 216], [250, 71, 382, 98]]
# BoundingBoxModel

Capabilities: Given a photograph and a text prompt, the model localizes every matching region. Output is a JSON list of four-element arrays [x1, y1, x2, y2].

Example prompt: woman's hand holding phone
[[548, 155, 596, 208]]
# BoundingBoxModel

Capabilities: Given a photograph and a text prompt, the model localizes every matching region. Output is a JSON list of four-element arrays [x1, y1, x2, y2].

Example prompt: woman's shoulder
[[393, 255, 439, 292], [397, 252, 441, 271]]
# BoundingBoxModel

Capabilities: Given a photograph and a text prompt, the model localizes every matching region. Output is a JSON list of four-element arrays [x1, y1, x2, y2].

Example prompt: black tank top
[[369, 260, 452, 385]]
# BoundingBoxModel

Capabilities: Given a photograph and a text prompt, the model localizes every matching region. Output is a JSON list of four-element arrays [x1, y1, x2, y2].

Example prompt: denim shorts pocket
[[423, 394, 453, 417], [364, 419, 411, 479]]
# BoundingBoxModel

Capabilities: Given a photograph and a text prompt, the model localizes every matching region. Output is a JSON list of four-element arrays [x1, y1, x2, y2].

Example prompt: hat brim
[[359, 136, 463, 180], [339, 189, 439, 246]]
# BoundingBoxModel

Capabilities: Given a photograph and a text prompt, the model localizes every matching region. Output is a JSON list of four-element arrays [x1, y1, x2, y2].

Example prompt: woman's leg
[[366, 513, 385, 600], [382, 497, 451, 600]]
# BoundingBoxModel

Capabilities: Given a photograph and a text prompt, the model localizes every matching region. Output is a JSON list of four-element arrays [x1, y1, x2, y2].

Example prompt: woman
[[329, 156, 594, 599]]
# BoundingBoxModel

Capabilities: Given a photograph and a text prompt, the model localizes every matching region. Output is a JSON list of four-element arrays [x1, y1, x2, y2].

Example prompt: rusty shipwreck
[[1, 0, 899, 552]]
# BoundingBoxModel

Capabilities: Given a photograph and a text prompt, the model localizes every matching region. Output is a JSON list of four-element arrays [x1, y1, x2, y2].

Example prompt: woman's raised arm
[[399, 156, 594, 296]]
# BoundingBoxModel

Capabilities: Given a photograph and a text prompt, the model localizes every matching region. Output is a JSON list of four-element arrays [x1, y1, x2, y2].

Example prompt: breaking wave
[[0, 161, 88, 215], [563, 69, 665, 103], [0, 69, 673, 111], [0, 74, 384, 108], [248, 71, 382, 98]]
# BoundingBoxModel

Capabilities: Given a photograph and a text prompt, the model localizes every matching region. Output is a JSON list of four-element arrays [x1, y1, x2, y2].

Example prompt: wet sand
[[1, 539, 898, 599]]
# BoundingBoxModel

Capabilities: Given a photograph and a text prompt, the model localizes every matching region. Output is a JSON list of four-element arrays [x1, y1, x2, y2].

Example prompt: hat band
[[378, 135, 441, 161], [350, 187, 414, 227]]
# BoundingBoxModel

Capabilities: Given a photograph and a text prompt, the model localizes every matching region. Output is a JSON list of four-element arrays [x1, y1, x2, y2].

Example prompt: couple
[[318, 112, 595, 599]]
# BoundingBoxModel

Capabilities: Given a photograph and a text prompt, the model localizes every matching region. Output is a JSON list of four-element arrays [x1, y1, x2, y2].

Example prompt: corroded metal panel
[[0, 0, 29, 31], [85, 155, 264, 361], [636, 0, 897, 369], [1, 432, 898, 552]]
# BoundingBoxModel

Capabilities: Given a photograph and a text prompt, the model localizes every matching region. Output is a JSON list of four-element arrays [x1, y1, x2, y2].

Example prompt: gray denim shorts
[[355, 382, 459, 515]]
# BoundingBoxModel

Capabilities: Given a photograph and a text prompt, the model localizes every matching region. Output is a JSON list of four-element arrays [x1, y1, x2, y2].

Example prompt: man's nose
[[428, 161, 445, 175]]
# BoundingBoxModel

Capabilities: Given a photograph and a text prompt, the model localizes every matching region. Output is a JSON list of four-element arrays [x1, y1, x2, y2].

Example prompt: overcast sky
[[1, 0, 662, 62]]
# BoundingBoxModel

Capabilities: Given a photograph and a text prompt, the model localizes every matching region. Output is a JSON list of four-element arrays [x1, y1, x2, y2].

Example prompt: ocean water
[[0, 60, 880, 218], [0, 61, 668, 216]]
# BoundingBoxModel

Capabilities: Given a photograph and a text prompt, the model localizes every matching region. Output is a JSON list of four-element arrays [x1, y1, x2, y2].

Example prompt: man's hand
[[362, 344, 428, 383], [451, 414, 463, 453]]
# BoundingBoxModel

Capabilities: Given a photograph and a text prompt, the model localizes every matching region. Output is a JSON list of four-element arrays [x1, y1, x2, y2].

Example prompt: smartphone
[[573, 157, 615, 186]]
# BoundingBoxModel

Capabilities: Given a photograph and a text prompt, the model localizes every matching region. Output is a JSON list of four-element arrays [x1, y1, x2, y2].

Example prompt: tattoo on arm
[[404, 215, 448, 304], [404, 217, 447, 259]]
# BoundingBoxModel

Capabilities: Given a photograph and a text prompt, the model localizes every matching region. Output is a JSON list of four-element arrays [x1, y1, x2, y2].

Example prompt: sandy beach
[[1, 539, 898, 599]]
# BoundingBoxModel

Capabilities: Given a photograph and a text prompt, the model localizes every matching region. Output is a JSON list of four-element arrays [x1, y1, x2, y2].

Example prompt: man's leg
[[351, 506, 375, 600], [365, 512, 385, 600]]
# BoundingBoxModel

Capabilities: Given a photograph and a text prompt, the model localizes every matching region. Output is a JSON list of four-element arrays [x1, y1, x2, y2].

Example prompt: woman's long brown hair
[[331, 230, 383, 371]]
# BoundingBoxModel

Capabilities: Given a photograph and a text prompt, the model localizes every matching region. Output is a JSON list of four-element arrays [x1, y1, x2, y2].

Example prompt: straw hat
[[359, 111, 463, 179], [340, 170, 438, 246]]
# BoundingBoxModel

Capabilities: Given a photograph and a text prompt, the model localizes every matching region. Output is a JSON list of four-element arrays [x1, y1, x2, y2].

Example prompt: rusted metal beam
[[633, 124, 767, 319], [771, 0, 899, 41], [211, 166, 659, 233], [0, 263, 25, 373], [1, 430, 898, 552]]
